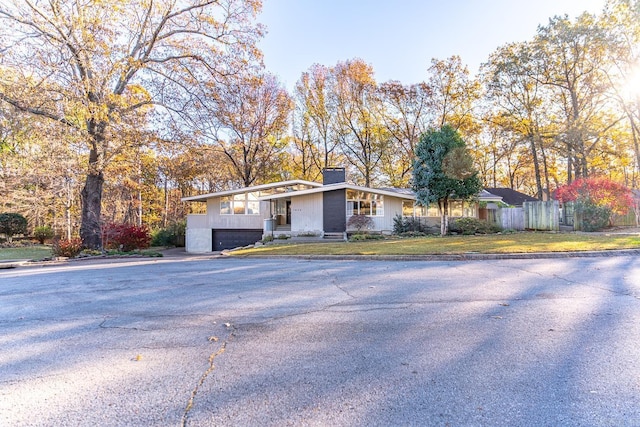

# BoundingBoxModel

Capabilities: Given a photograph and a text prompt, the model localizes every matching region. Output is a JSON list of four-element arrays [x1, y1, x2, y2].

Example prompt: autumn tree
[[188, 72, 292, 187], [412, 125, 483, 236], [378, 81, 431, 186], [0, 0, 263, 248], [333, 59, 389, 186], [482, 42, 552, 198], [532, 13, 619, 182], [427, 56, 482, 136], [291, 64, 340, 180], [0, 104, 84, 238], [601, 0, 640, 178]]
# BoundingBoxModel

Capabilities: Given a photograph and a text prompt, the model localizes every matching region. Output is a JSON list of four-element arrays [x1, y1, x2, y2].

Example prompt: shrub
[[576, 202, 611, 232], [347, 214, 374, 231], [150, 221, 186, 247], [450, 217, 501, 235], [52, 238, 83, 258], [0, 213, 28, 242], [393, 214, 431, 235], [33, 226, 55, 244], [102, 223, 151, 252], [349, 233, 367, 241], [349, 232, 384, 241], [151, 228, 173, 247]]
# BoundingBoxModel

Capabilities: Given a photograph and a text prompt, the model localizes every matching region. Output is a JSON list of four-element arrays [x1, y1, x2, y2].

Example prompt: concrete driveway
[[1, 255, 640, 426]]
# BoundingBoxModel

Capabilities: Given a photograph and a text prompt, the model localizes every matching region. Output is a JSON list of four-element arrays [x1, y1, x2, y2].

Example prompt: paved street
[[1, 255, 640, 426]]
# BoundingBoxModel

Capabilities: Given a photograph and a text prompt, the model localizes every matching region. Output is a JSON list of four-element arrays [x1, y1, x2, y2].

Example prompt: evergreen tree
[[412, 125, 483, 236]]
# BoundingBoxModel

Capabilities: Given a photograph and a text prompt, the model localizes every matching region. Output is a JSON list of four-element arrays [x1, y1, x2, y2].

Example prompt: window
[[450, 201, 463, 217], [402, 200, 440, 217], [247, 192, 260, 215], [402, 200, 414, 217], [220, 197, 232, 215], [463, 202, 475, 217], [347, 190, 384, 216], [220, 192, 260, 215]]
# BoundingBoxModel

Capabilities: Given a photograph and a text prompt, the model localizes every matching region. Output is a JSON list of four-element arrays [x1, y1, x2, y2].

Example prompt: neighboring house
[[182, 168, 499, 253], [483, 188, 540, 207]]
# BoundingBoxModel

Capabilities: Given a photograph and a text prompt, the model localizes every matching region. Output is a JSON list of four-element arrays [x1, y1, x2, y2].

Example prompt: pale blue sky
[[258, 0, 608, 89]]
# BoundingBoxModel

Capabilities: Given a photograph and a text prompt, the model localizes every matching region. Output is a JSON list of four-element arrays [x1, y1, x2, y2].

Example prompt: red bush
[[102, 223, 151, 252], [556, 177, 633, 215], [52, 238, 83, 258]]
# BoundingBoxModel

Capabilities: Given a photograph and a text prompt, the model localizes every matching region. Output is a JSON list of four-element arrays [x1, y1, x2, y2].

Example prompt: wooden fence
[[486, 201, 560, 231], [496, 207, 525, 230], [561, 202, 638, 230], [611, 211, 638, 227], [489, 201, 637, 231]]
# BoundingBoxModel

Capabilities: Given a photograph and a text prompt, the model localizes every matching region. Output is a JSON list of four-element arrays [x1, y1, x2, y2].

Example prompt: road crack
[[181, 326, 235, 427]]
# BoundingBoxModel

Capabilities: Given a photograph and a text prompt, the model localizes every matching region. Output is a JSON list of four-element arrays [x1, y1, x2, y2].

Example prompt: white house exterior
[[182, 168, 503, 253], [182, 180, 321, 252]]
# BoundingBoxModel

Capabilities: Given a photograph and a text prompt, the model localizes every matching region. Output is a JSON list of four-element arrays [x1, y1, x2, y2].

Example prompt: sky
[[257, 0, 609, 89]]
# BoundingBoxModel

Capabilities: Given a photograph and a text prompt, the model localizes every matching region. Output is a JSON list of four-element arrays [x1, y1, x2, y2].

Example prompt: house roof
[[484, 187, 539, 206], [478, 189, 504, 203], [260, 184, 504, 202], [181, 180, 322, 202], [182, 179, 510, 204], [258, 183, 417, 201]]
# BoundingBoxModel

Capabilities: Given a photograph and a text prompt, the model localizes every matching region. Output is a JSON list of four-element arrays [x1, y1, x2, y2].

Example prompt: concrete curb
[[2, 248, 639, 269], [229, 248, 640, 262]]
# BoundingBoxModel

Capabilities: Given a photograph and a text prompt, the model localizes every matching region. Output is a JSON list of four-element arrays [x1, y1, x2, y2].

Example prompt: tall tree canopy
[[0, 0, 263, 248], [202, 72, 292, 187], [2, 0, 640, 241], [334, 59, 389, 187], [412, 125, 482, 236]]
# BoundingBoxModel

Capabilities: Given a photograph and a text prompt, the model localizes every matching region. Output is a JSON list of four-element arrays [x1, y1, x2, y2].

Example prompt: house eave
[[258, 183, 417, 201], [181, 180, 322, 202]]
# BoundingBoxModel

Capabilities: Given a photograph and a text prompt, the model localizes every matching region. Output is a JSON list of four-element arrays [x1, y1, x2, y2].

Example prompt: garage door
[[212, 229, 263, 251]]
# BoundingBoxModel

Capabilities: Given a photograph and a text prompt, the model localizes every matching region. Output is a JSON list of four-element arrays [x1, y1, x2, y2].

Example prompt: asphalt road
[[1, 255, 640, 426]]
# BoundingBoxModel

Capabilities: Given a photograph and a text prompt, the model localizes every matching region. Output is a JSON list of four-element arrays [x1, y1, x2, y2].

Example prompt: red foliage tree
[[556, 177, 633, 216]]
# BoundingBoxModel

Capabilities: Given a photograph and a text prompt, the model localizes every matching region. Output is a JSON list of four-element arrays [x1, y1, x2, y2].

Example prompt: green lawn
[[0, 245, 52, 261], [231, 232, 640, 256]]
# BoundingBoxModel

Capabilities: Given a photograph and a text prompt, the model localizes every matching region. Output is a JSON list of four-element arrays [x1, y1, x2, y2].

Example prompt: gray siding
[[323, 189, 346, 232]]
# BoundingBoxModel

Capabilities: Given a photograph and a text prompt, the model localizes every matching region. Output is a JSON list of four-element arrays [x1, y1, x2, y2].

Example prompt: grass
[[0, 245, 52, 261], [231, 232, 640, 257]]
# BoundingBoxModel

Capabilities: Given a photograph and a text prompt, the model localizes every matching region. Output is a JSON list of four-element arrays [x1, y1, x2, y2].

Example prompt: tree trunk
[[80, 120, 107, 249], [163, 177, 169, 228], [529, 133, 544, 200], [439, 198, 449, 237], [80, 171, 104, 249]]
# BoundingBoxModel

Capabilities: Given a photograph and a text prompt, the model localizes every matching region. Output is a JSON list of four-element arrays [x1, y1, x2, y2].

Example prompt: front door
[[286, 200, 292, 225]]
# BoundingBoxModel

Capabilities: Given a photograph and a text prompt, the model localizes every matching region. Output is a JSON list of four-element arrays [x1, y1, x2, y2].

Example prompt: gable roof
[[484, 187, 539, 206], [181, 180, 322, 202]]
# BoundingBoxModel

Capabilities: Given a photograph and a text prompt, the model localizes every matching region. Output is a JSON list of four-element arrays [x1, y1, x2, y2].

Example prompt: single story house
[[182, 168, 501, 253]]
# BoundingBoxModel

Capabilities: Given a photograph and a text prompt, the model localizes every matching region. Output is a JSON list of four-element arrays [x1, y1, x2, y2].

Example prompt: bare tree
[[190, 72, 293, 187]]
